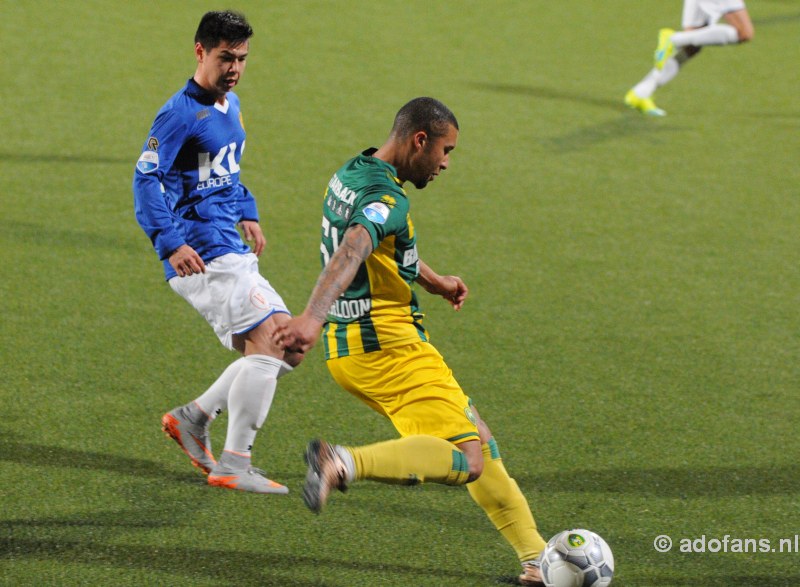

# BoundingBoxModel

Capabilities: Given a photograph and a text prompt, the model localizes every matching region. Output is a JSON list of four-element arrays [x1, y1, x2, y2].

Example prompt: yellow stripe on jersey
[[365, 235, 421, 349], [325, 322, 340, 357], [345, 322, 363, 354]]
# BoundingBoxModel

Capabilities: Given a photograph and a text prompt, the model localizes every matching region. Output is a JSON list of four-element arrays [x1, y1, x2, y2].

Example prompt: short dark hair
[[391, 97, 459, 140], [195, 11, 253, 50]]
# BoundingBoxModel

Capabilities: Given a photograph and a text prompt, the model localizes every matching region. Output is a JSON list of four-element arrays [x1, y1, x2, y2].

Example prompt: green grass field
[[2, 1, 798, 585]]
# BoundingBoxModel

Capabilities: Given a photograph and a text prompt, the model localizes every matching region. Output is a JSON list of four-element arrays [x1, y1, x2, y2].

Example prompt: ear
[[412, 130, 428, 152], [195, 42, 205, 63]]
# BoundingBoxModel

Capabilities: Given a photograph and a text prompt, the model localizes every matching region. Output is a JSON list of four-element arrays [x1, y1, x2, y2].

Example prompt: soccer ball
[[540, 529, 615, 587]]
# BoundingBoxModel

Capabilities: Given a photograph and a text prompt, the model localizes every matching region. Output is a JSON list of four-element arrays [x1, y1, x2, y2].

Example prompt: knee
[[466, 454, 484, 483], [738, 26, 754, 43]]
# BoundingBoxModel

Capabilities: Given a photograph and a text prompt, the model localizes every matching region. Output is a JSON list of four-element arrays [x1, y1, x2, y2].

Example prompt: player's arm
[[416, 260, 468, 310], [273, 224, 374, 353], [133, 110, 205, 275], [237, 184, 265, 256]]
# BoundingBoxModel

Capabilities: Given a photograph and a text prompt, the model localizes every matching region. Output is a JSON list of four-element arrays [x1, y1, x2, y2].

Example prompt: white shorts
[[169, 252, 289, 350], [682, 0, 746, 28]]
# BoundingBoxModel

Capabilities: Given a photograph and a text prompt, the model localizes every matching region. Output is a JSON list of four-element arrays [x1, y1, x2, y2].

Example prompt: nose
[[440, 155, 449, 170]]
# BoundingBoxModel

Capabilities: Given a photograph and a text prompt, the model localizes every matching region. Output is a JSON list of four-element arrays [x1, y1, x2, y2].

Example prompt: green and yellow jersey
[[320, 148, 428, 359]]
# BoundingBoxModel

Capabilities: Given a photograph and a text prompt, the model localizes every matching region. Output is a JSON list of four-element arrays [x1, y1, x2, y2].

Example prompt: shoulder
[[157, 80, 217, 123], [345, 153, 406, 196]]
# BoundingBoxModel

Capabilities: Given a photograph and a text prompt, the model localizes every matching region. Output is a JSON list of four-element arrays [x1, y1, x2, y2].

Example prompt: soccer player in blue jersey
[[133, 11, 301, 494]]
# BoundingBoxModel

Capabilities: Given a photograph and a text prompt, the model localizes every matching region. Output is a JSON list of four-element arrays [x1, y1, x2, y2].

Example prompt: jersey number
[[320, 216, 340, 267]]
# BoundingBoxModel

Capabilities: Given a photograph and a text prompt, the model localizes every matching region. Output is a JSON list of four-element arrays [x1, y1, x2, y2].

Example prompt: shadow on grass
[[753, 11, 800, 26], [518, 463, 800, 497], [0, 435, 194, 480], [466, 81, 624, 112], [641, 574, 800, 587], [0, 536, 492, 587], [0, 219, 144, 253], [0, 152, 131, 165], [466, 81, 687, 152]]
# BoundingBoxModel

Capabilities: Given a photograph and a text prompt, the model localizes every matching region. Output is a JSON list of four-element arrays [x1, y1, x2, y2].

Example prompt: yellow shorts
[[326, 342, 479, 444]]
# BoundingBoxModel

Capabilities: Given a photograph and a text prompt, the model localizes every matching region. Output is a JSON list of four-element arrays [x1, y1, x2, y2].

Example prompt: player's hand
[[240, 220, 266, 256], [437, 275, 468, 310], [272, 314, 323, 354], [169, 245, 206, 277]]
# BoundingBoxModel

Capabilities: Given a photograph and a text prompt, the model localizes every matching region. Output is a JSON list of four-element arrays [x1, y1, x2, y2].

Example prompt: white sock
[[278, 360, 294, 378], [632, 50, 686, 99], [193, 357, 247, 420], [223, 354, 282, 455], [334, 445, 357, 483], [672, 24, 738, 47], [633, 69, 660, 99]]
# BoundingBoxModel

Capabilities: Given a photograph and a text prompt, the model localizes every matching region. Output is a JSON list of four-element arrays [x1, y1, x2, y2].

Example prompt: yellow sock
[[466, 439, 547, 562], [349, 435, 470, 486]]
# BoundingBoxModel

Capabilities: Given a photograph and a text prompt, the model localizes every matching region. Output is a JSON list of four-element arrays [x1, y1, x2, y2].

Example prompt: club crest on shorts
[[464, 406, 477, 425], [249, 286, 272, 310]]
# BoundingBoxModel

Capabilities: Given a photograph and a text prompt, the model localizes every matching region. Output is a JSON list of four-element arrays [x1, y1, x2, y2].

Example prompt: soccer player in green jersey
[[274, 97, 547, 585]]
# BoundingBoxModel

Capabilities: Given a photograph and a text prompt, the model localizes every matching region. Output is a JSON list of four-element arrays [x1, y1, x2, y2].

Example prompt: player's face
[[409, 124, 458, 190], [195, 40, 249, 99]]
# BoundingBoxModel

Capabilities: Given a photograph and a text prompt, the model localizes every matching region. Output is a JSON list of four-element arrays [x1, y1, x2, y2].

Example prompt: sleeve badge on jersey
[[136, 150, 159, 174], [363, 202, 390, 225], [147, 136, 159, 151]]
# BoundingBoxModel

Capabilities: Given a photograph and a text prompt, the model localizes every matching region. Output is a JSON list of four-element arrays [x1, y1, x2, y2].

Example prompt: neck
[[192, 72, 227, 104], [373, 141, 408, 180]]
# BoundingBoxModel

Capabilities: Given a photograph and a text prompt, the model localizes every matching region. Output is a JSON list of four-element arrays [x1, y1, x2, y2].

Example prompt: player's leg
[[166, 253, 298, 492], [160, 358, 245, 474], [723, 7, 754, 41], [465, 405, 548, 585], [207, 311, 295, 494], [626, 45, 698, 116], [626, 0, 750, 115], [302, 435, 475, 513], [671, 3, 753, 48], [162, 263, 246, 474], [626, 0, 704, 115], [302, 343, 480, 511]]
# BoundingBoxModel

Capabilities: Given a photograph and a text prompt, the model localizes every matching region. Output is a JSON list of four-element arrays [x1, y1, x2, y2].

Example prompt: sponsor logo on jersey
[[196, 109, 210, 121], [380, 194, 397, 208], [329, 297, 372, 320], [196, 142, 242, 190], [136, 150, 159, 174], [147, 136, 159, 151], [326, 195, 353, 220], [328, 173, 358, 205], [363, 202, 390, 225]]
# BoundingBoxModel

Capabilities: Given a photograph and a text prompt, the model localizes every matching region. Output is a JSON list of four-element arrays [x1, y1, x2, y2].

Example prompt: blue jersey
[[133, 78, 257, 279]]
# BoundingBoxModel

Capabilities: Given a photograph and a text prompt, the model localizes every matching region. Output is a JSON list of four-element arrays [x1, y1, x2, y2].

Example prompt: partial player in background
[[133, 11, 302, 494], [625, 0, 754, 116], [273, 97, 548, 586]]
